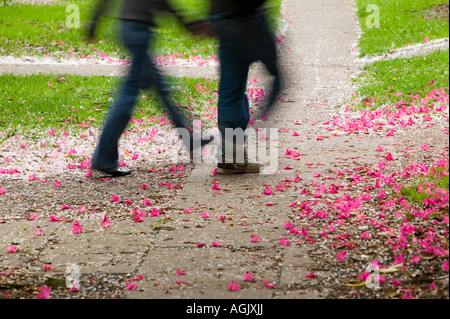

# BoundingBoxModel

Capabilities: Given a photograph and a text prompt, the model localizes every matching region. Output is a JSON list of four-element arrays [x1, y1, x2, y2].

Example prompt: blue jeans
[[211, 10, 281, 141], [91, 19, 187, 171]]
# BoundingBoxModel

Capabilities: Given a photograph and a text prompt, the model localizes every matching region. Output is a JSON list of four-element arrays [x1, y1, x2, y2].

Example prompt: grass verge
[[355, 0, 449, 57], [401, 163, 449, 212], [0, 73, 219, 135], [353, 49, 449, 108], [0, 0, 282, 59]]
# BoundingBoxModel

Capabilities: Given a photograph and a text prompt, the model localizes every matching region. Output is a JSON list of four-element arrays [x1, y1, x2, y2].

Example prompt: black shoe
[[92, 167, 132, 177]]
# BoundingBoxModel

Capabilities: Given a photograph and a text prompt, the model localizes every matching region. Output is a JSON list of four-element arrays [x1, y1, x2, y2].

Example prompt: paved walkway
[[3, 0, 447, 301], [123, 0, 361, 299], [0, 0, 362, 299]]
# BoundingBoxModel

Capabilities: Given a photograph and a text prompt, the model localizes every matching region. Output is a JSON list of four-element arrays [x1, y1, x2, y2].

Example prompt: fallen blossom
[[126, 282, 138, 290], [34, 228, 42, 236], [36, 285, 51, 299], [264, 281, 277, 289], [244, 273, 254, 281], [228, 281, 241, 291], [101, 215, 111, 228], [72, 221, 83, 234], [44, 264, 55, 271], [337, 251, 347, 261], [176, 269, 187, 276], [279, 237, 291, 246], [6, 245, 17, 253]]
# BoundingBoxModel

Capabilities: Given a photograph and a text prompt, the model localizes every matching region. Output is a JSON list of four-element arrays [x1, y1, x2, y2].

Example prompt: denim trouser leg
[[211, 11, 281, 162], [92, 20, 152, 171]]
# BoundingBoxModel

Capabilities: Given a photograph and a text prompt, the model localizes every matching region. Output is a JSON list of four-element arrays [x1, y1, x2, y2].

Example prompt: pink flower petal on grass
[[0, 188, 7, 195], [305, 272, 316, 279], [251, 235, 260, 242]]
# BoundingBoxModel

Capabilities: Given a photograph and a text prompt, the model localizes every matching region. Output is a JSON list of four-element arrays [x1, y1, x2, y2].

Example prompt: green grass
[[401, 165, 449, 208], [354, 49, 449, 108], [355, 0, 449, 57], [0, 74, 218, 135], [0, 0, 282, 58]]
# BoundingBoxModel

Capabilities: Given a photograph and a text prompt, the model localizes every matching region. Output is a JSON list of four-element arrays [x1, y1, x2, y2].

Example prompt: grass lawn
[[0, 73, 219, 135], [401, 163, 449, 213], [355, 0, 449, 57], [353, 49, 449, 108], [0, 0, 283, 59]]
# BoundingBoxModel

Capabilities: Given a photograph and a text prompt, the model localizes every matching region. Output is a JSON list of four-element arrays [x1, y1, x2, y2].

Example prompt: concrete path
[[2, 0, 448, 302], [123, 0, 361, 299]]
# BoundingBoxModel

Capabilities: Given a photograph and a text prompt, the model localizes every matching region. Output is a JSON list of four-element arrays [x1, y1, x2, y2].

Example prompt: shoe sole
[[217, 166, 261, 175], [91, 168, 132, 177]]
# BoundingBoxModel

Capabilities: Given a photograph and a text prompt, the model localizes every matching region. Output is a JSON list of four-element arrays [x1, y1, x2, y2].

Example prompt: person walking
[[87, 0, 212, 177], [208, 0, 282, 175]]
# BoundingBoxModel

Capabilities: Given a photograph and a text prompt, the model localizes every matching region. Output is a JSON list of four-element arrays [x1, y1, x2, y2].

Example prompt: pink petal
[[244, 273, 254, 281], [36, 285, 51, 299], [176, 269, 187, 276], [228, 281, 241, 291]]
